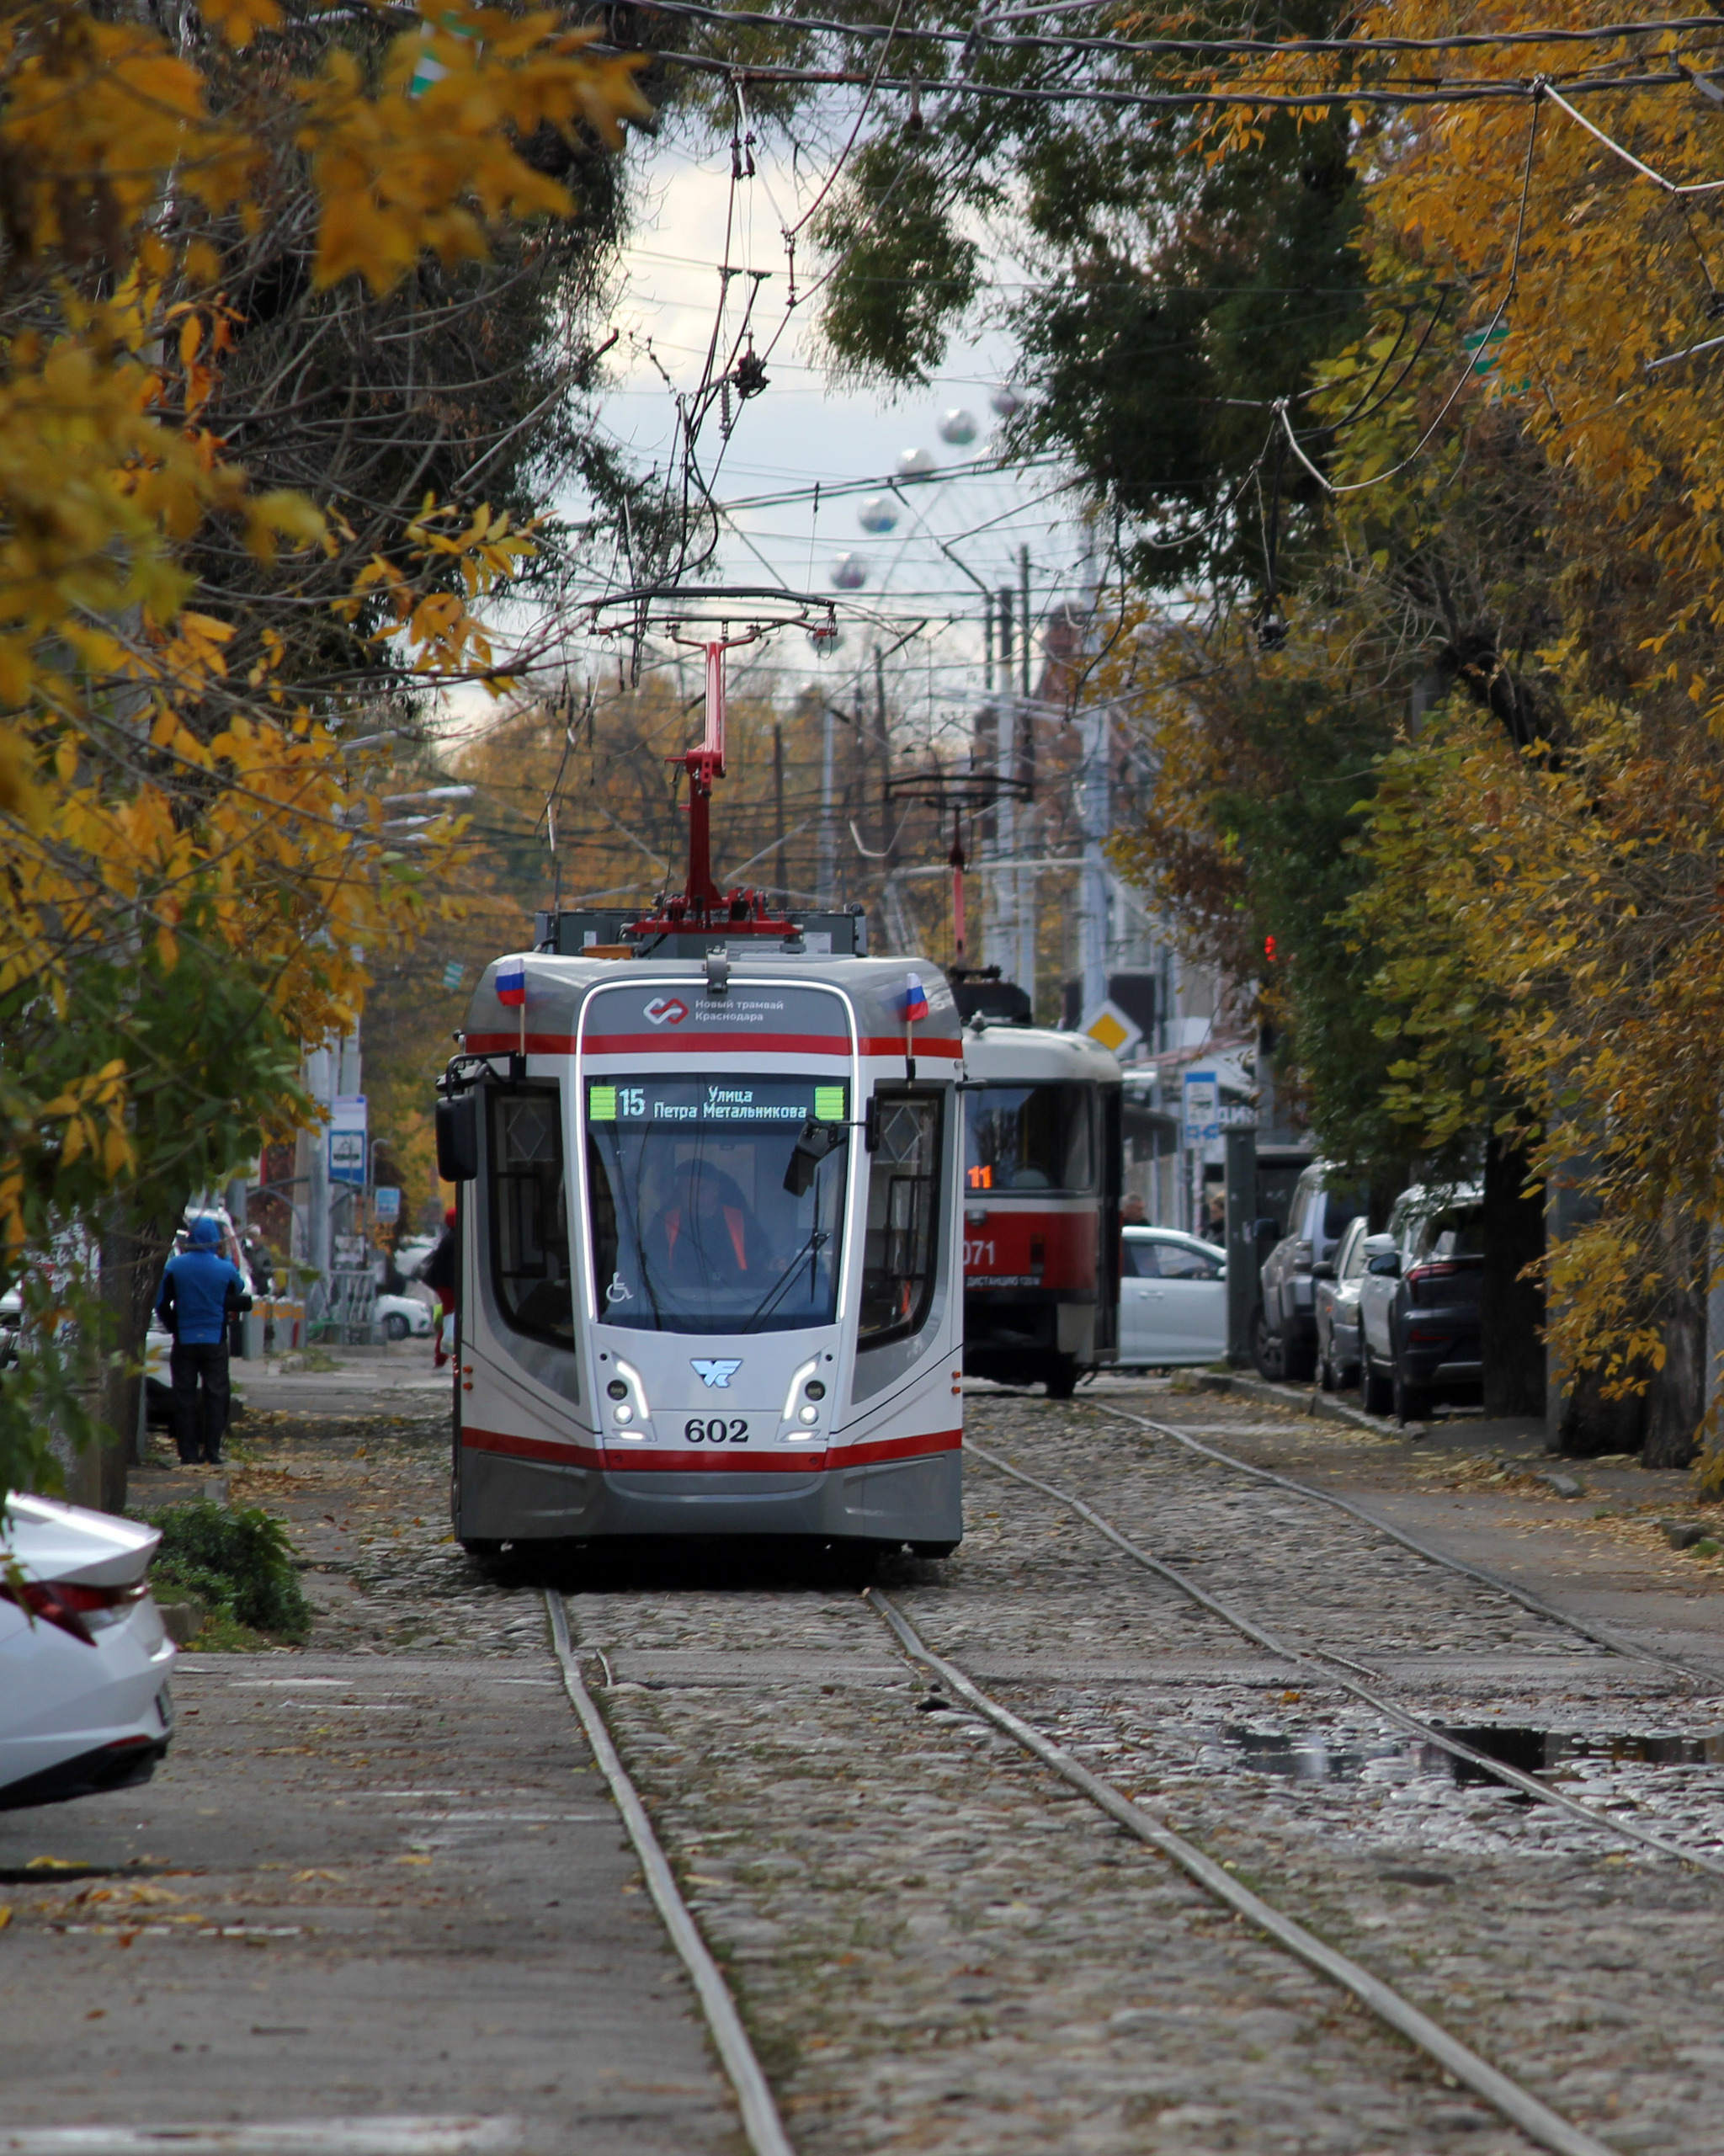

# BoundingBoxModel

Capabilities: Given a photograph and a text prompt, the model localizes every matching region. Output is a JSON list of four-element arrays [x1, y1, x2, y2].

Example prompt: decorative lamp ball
[[938, 408, 978, 446], [829, 554, 869, 590], [857, 495, 898, 534], [896, 446, 937, 479], [990, 383, 1023, 418], [808, 621, 844, 655]]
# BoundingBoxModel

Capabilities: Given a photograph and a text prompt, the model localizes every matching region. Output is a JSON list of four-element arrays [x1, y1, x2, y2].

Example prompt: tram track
[[1087, 1399, 1724, 1691], [861, 1587, 1615, 2156], [529, 1391, 1724, 2156], [963, 1434, 1724, 1881]]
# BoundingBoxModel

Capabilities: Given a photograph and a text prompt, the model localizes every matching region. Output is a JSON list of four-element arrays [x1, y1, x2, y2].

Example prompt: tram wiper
[[737, 1228, 830, 1333], [783, 1115, 847, 1197]]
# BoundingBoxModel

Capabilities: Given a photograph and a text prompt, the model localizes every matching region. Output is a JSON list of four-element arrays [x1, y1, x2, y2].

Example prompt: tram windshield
[[585, 1076, 849, 1334], [964, 1083, 1095, 1195]]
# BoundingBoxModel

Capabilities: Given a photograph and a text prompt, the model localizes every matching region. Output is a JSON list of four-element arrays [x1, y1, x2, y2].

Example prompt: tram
[[949, 971, 1123, 1396], [434, 607, 966, 1557]]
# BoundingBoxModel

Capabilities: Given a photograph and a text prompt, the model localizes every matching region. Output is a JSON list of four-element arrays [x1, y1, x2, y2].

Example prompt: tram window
[[859, 1089, 942, 1345], [585, 1075, 849, 1334], [965, 1083, 1094, 1194], [489, 1088, 575, 1349]]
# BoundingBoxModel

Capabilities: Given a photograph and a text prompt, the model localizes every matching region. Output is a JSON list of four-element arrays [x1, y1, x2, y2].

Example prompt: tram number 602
[[684, 1417, 749, 1445]]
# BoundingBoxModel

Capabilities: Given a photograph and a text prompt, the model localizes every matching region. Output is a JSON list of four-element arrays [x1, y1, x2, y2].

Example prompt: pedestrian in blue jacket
[[155, 1216, 252, 1466]]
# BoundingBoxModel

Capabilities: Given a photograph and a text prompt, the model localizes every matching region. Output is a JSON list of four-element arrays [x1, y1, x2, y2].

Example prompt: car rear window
[[1422, 1204, 1486, 1259]]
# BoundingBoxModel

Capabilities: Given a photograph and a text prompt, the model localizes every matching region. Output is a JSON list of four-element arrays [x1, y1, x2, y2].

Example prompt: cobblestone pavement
[[114, 1381, 1724, 2153]]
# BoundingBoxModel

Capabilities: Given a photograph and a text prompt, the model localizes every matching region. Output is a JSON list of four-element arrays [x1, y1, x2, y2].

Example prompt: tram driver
[[644, 1155, 777, 1296]]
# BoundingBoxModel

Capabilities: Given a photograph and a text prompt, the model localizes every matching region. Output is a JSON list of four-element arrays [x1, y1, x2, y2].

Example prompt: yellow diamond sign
[[1081, 998, 1142, 1058]]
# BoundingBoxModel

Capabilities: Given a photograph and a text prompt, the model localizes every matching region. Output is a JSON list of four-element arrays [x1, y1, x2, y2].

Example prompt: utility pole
[[817, 686, 838, 903], [1015, 547, 1036, 998], [875, 647, 892, 860], [772, 721, 785, 898], [994, 587, 1017, 981]]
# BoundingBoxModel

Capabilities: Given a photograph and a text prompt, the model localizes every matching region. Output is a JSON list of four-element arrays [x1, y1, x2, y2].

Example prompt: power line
[[622, 0, 1724, 63], [634, 45, 1695, 111]]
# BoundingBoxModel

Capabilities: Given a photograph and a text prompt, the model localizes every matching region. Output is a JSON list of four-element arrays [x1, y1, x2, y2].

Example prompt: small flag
[[495, 959, 527, 1008], [441, 961, 464, 992], [902, 973, 929, 1024]]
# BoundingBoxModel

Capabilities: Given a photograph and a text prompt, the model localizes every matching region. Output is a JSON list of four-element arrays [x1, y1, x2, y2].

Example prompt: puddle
[[1207, 1723, 1724, 1786]]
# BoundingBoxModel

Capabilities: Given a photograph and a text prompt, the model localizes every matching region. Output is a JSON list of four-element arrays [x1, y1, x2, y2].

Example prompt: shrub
[[144, 1501, 311, 1642]]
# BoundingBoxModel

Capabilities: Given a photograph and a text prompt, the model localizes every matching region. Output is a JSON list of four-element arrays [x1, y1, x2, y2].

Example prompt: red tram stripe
[[464, 1030, 962, 1060], [460, 1424, 960, 1472]]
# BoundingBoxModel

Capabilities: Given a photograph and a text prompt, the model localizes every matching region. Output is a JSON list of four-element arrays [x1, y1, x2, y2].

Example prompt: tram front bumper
[[456, 1433, 960, 1545]]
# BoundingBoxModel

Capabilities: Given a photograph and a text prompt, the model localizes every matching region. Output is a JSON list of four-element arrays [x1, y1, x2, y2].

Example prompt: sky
[[545, 124, 1096, 752]]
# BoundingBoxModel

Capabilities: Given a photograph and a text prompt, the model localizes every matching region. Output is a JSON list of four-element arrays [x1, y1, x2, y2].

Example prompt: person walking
[[155, 1216, 252, 1467], [422, 1206, 458, 1369]]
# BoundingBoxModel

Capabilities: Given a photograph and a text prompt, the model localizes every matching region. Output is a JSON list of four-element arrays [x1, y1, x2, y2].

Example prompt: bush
[[143, 1501, 311, 1642]]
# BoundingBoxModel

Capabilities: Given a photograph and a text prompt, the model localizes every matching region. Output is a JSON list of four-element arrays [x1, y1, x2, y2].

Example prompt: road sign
[[1081, 997, 1144, 1059], [329, 1094, 367, 1185], [375, 1185, 401, 1223], [1182, 1068, 1220, 1147], [442, 961, 464, 991]]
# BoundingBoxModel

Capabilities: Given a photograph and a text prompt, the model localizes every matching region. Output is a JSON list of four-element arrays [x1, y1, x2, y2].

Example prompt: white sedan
[[1119, 1227, 1227, 1368], [1, 1495, 176, 1810], [376, 1291, 434, 1342]]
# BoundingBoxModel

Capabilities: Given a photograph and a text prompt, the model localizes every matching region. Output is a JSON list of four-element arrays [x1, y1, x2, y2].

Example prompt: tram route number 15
[[685, 1417, 749, 1444]]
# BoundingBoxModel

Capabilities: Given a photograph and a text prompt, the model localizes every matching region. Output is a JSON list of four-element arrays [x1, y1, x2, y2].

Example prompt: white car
[[1119, 1227, 1227, 1367], [375, 1291, 434, 1342], [1, 1494, 176, 1810]]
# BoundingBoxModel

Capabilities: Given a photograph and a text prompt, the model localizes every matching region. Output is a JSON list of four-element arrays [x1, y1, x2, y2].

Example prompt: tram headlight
[[614, 1403, 633, 1424], [806, 1380, 826, 1401], [607, 1379, 628, 1401], [781, 1356, 820, 1424], [799, 1405, 819, 1425]]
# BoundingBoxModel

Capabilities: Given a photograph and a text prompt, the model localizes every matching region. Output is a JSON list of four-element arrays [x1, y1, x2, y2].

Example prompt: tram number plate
[[684, 1416, 749, 1445]]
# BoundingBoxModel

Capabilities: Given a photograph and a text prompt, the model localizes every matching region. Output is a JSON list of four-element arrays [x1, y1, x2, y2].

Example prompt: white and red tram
[[950, 978, 1123, 1397], [434, 605, 966, 1559]]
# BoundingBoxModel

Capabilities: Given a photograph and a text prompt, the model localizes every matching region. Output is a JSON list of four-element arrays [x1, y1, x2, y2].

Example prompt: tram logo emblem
[[644, 996, 689, 1026], [691, 1358, 742, 1388]]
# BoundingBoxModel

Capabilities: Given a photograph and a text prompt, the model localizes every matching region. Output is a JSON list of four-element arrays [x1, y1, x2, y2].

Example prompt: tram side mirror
[[436, 1091, 480, 1183], [784, 1116, 847, 1197]]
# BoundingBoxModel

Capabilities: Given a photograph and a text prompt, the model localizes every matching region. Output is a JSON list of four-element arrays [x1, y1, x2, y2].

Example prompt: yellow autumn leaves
[[0, 0, 650, 1267]]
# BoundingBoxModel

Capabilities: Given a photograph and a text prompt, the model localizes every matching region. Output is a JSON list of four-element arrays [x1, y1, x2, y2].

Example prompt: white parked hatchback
[[0, 1493, 176, 1810]]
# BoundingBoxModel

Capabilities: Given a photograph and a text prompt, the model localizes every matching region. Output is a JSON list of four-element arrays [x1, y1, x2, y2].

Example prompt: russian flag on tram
[[902, 972, 929, 1023], [495, 958, 527, 1008]]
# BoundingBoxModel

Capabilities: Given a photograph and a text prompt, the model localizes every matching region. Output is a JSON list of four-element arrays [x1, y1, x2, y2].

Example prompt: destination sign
[[586, 1078, 849, 1127]]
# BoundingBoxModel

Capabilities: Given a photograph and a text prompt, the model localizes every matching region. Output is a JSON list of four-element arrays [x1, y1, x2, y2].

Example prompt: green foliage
[[144, 1500, 311, 1642], [816, 140, 982, 387]]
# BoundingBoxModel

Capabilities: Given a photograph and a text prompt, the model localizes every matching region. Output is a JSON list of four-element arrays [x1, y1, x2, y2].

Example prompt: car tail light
[[1, 1576, 146, 1646]]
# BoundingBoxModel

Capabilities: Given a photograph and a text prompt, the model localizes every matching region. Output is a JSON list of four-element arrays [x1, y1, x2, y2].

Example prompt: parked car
[[1256, 1161, 1369, 1380], [1, 1494, 176, 1810], [1119, 1227, 1226, 1368], [376, 1291, 434, 1342], [1357, 1182, 1486, 1422], [1315, 1215, 1370, 1392], [0, 1283, 19, 1370]]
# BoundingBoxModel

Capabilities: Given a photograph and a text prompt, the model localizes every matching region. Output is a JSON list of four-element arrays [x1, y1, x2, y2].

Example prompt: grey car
[[1314, 1215, 1369, 1392], [1256, 1161, 1368, 1381]]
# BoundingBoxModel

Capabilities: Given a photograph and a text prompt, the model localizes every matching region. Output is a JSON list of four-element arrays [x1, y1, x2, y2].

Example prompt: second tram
[[950, 974, 1123, 1396]]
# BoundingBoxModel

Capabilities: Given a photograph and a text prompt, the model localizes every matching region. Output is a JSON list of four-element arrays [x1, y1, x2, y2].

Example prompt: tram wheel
[[909, 1541, 959, 1560], [460, 1537, 504, 1558], [1043, 1356, 1079, 1398]]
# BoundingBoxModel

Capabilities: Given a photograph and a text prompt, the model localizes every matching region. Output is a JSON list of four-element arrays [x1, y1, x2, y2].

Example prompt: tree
[[0, 0, 650, 1503]]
